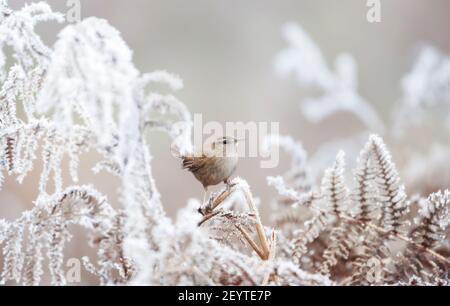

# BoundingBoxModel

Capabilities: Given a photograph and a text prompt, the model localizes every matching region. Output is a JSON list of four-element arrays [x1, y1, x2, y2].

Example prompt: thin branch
[[262, 231, 278, 286], [198, 210, 221, 227], [234, 224, 265, 260], [241, 188, 271, 260], [198, 180, 273, 261]]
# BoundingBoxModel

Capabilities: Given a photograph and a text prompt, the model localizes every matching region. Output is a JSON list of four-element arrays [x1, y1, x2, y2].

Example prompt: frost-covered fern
[[268, 135, 449, 285], [0, 1, 330, 286], [275, 23, 384, 132], [1, 1, 449, 286]]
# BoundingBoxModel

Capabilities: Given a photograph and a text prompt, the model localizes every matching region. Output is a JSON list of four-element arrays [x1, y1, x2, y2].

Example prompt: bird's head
[[210, 136, 242, 157]]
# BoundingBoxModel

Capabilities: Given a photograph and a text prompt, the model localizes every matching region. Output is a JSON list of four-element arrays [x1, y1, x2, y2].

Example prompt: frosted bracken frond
[[274, 22, 334, 89], [275, 23, 384, 132], [369, 135, 409, 234], [292, 210, 333, 261], [0, 218, 9, 244], [414, 190, 449, 249], [302, 89, 384, 133], [264, 134, 312, 196], [351, 136, 379, 223], [1, 1, 193, 286], [141, 71, 184, 91], [264, 134, 309, 172], [267, 176, 314, 207], [392, 191, 450, 285], [319, 219, 360, 277], [0, 185, 119, 285], [1, 1, 449, 287], [37, 18, 137, 145], [143, 93, 193, 155], [394, 46, 450, 133], [269, 20, 450, 286], [0, 1, 64, 73], [320, 151, 348, 216], [269, 134, 449, 284]]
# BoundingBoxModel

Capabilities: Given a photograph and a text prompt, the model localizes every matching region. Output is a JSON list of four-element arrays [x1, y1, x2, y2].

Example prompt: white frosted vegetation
[[275, 22, 450, 147], [395, 46, 450, 134], [275, 23, 384, 132], [0, 2, 449, 286]]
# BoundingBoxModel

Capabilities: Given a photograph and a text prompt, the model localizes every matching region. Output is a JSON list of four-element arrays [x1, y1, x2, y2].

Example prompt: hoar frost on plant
[[274, 22, 384, 132], [0, 1, 64, 75], [264, 134, 312, 194], [275, 23, 450, 141], [0, 1, 330, 286], [1, 1, 449, 286], [274, 22, 450, 203], [394, 46, 450, 133]]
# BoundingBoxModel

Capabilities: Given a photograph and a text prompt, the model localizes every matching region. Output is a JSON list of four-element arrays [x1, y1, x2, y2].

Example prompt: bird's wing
[[182, 154, 208, 173]]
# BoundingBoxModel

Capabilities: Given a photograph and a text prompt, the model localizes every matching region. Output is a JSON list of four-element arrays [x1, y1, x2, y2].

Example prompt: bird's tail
[[170, 143, 183, 159]]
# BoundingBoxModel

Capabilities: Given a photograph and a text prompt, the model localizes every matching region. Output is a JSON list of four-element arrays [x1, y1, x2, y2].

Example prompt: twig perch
[[198, 178, 274, 261]]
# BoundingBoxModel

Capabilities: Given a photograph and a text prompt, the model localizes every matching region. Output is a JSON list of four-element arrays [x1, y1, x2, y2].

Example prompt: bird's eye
[[223, 140, 228, 145]]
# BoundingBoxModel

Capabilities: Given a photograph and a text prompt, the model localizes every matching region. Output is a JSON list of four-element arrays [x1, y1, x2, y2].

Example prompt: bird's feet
[[199, 192, 214, 216], [224, 179, 237, 191], [198, 181, 235, 222]]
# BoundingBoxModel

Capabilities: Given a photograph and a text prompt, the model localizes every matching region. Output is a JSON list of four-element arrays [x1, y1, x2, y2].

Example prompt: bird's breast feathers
[[182, 155, 238, 187]]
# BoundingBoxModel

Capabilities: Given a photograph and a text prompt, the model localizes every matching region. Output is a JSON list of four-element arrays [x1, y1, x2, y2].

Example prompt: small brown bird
[[181, 136, 241, 205]]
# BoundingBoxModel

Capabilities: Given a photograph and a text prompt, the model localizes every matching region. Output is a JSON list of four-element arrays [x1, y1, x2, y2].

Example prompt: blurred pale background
[[2, 0, 450, 218]]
